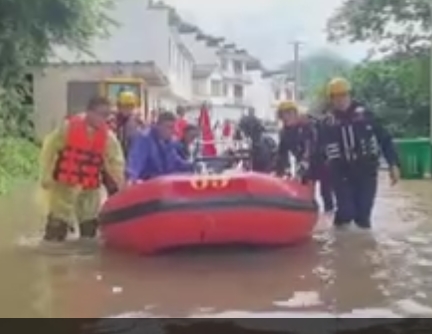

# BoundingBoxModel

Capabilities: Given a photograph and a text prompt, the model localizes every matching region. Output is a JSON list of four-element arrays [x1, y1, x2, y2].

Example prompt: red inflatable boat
[[99, 172, 318, 254]]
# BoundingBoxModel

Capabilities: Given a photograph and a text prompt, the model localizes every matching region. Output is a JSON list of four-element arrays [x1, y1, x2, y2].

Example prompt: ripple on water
[[2, 178, 432, 319]]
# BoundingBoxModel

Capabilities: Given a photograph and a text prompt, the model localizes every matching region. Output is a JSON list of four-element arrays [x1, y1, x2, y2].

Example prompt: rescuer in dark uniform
[[319, 77, 400, 229], [275, 100, 313, 181], [304, 112, 335, 213], [236, 114, 277, 173]]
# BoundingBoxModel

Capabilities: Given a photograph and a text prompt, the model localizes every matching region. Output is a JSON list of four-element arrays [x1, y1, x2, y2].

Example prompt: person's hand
[[389, 165, 400, 186], [40, 179, 52, 190]]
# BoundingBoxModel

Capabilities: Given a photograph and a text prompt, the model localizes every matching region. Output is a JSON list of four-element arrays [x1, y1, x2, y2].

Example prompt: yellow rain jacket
[[37, 119, 125, 226]]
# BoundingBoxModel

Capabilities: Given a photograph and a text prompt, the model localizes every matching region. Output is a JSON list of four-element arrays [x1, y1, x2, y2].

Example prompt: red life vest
[[53, 115, 108, 189]]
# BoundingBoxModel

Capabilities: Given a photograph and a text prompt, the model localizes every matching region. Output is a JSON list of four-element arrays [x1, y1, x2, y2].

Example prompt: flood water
[[1, 175, 432, 319]]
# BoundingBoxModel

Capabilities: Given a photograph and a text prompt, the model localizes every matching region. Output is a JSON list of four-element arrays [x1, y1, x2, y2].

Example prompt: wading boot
[[79, 219, 99, 239], [354, 221, 371, 230], [333, 220, 351, 231], [43, 216, 69, 242]]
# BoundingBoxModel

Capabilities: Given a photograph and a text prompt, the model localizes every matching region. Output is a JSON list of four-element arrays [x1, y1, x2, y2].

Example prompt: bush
[[0, 137, 39, 194]]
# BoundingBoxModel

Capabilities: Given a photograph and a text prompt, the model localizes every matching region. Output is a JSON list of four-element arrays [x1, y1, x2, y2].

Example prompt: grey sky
[[165, 0, 370, 67]]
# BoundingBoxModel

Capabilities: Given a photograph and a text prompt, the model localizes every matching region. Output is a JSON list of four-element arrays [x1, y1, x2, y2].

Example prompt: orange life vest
[[53, 115, 108, 189]]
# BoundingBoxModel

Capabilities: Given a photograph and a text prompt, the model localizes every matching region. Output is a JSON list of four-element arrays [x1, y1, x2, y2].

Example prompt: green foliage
[[298, 50, 352, 114], [350, 54, 430, 137], [0, 0, 114, 193], [300, 50, 353, 99], [0, 138, 39, 194], [0, 0, 114, 138], [0, 0, 114, 87], [327, 0, 431, 138], [327, 0, 431, 55]]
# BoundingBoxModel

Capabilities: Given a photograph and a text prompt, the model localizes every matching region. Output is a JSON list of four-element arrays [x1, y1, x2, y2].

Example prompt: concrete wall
[[245, 70, 274, 120], [32, 63, 157, 138], [180, 33, 219, 65], [192, 71, 246, 123], [168, 28, 194, 101], [51, 0, 194, 102]]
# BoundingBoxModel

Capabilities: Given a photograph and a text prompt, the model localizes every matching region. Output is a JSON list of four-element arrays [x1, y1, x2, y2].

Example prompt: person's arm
[[39, 122, 67, 188], [369, 112, 399, 168], [103, 131, 126, 190], [126, 132, 150, 183], [275, 129, 290, 176], [172, 145, 194, 172]]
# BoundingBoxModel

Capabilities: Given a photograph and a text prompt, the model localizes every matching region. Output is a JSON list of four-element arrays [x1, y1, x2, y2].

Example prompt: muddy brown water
[[1, 175, 432, 319]]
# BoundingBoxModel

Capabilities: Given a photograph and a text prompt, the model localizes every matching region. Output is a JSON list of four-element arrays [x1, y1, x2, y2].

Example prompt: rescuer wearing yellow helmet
[[275, 100, 314, 182], [117, 91, 138, 114], [277, 100, 299, 126], [318, 77, 400, 230], [113, 90, 144, 156]]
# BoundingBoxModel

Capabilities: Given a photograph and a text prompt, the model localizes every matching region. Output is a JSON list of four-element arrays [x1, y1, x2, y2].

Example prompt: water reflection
[[0, 177, 432, 318]]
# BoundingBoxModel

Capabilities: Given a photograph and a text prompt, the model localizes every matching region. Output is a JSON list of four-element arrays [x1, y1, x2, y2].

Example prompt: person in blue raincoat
[[319, 77, 400, 229], [126, 112, 194, 184]]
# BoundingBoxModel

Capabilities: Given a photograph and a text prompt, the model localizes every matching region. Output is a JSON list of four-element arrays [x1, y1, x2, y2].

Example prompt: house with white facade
[[32, 0, 195, 138], [176, 23, 265, 125]]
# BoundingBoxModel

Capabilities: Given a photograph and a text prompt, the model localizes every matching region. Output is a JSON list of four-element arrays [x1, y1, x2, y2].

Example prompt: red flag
[[198, 104, 217, 157], [222, 120, 232, 138]]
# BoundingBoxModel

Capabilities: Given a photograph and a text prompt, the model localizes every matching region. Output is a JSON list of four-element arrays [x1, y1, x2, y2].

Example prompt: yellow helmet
[[117, 91, 138, 107], [327, 77, 351, 97], [277, 100, 298, 112]]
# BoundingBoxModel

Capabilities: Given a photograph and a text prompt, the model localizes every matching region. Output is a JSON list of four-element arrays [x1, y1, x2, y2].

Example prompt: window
[[211, 80, 222, 96], [274, 89, 280, 100], [233, 60, 243, 74], [223, 83, 229, 96], [233, 84, 244, 98], [221, 59, 228, 71]]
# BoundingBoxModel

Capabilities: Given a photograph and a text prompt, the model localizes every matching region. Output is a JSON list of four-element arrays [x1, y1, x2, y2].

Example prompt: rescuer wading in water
[[39, 97, 125, 242], [318, 77, 400, 229]]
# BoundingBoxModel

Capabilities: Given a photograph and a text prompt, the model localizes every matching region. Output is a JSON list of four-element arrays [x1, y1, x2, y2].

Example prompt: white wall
[[167, 28, 194, 101], [52, 0, 194, 102], [52, 0, 169, 69], [245, 70, 274, 120], [180, 33, 219, 65]]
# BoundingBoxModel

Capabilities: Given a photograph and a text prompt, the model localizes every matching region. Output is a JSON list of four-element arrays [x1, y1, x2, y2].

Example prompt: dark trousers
[[319, 174, 334, 212], [331, 172, 378, 228]]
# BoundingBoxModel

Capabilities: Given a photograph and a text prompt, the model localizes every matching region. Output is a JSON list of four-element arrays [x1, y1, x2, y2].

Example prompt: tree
[[327, 0, 431, 56], [300, 50, 352, 100], [350, 55, 429, 137], [0, 0, 114, 137], [327, 0, 431, 137]]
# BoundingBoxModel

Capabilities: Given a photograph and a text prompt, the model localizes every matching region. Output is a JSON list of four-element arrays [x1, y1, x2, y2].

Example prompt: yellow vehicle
[[99, 78, 149, 118]]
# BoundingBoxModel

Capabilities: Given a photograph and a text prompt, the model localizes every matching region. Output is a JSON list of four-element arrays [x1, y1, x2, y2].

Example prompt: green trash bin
[[394, 138, 432, 179]]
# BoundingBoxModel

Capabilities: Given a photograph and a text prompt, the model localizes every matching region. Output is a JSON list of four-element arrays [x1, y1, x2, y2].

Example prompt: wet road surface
[[1, 175, 432, 318]]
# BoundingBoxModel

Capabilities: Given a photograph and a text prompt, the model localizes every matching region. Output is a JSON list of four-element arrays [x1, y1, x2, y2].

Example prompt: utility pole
[[289, 40, 304, 102]]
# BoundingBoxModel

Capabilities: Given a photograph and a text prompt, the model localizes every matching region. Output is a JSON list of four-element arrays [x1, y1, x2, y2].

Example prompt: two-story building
[[32, 0, 195, 138], [177, 24, 262, 125]]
